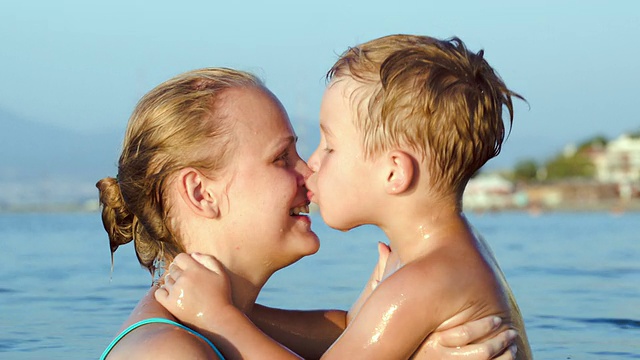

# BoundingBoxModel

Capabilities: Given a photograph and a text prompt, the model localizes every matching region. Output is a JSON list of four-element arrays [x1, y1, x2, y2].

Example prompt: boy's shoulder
[[382, 248, 476, 300], [370, 237, 498, 318], [335, 250, 482, 357]]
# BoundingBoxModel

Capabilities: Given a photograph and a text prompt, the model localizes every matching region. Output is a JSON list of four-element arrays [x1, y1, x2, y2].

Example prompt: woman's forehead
[[222, 86, 295, 145]]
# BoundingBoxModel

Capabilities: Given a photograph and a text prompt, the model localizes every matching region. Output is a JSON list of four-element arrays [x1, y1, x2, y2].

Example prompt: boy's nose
[[307, 149, 319, 172]]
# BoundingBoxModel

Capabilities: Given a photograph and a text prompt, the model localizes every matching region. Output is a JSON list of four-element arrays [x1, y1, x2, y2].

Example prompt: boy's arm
[[155, 253, 303, 360], [246, 241, 390, 358]]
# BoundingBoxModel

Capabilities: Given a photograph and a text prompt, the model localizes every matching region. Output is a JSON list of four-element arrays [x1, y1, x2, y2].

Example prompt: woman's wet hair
[[96, 68, 263, 275]]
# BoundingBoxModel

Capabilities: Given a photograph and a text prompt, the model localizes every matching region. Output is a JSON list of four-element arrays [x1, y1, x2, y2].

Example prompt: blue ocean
[[1, 211, 639, 359]]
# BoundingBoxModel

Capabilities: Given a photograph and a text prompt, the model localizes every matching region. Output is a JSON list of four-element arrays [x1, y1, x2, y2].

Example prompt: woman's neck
[[227, 270, 266, 314]]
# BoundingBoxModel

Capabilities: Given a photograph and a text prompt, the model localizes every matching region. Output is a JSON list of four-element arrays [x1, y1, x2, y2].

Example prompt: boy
[[157, 34, 527, 359], [304, 34, 531, 359]]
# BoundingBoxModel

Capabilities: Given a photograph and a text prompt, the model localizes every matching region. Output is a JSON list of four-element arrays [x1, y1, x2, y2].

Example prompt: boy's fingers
[[154, 286, 168, 302], [164, 272, 176, 286], [375, 242, 391, 278], [377, 241, 391, 258], [172, 252, 197, 269], [168, 263, 183, 279], [472, 329, 517, 359], [491, 345, 517, 360], [438, 316, 503, 346], [191, 252, 224, 273]]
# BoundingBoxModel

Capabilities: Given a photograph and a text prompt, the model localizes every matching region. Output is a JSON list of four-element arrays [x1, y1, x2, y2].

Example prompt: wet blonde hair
[[327, 34, 524, 195], [96, 68, 263, 275]]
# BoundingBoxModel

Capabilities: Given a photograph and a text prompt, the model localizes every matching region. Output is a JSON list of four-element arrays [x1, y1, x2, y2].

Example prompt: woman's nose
[[296, 158, 313, 185]]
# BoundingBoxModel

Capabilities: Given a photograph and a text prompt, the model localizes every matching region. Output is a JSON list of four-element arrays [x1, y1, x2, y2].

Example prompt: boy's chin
[[322, 213, 359, 232]]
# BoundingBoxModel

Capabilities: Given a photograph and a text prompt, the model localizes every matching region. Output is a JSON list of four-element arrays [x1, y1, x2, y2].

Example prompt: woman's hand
[[413, 316, 518, 359], [154, 252, 235, 330]]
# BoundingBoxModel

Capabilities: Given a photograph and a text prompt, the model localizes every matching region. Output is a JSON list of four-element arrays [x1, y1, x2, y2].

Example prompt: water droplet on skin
[[176, 289, 185, 310], [419, 225, 431, 240], [369, 303, 399, 345]]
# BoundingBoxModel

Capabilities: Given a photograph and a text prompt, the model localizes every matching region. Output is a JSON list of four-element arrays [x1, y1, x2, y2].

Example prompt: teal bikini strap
[[100, 317, 225, 359]]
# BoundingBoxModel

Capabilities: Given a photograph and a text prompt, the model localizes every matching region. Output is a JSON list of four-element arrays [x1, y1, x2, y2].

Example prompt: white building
[[463, 173, 514, 210], [592, 134, 640, 185]]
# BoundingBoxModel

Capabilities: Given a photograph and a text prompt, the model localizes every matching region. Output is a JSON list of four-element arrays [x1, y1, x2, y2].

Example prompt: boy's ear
[[383, 150, 415, 195], [176, 168, 220, 219]]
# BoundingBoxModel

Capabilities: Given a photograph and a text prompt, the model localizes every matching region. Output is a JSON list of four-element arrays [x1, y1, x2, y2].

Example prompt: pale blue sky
[[1, 0, 638, 167]]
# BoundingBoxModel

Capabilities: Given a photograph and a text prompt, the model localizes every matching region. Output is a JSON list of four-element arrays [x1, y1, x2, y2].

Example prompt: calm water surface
[[1, 211, 639, 359]]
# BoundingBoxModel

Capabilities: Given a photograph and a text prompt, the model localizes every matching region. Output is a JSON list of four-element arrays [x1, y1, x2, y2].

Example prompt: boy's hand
[[154, 252, 235, 329], [347, 242, 391, 324], [414, 316, 518, 359], [373, 242, 391, 289]]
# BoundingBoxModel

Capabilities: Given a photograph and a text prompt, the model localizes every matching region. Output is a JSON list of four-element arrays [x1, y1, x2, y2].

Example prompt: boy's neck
[[378, 197, 468, 265]]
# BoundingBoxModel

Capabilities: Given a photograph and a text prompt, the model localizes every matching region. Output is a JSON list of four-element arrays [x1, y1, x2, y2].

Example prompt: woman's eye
[[323, 147, 333, 154], [275, 151, 291, 166]]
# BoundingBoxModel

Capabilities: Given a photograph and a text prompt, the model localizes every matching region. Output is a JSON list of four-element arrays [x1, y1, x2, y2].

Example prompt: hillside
[[0, 109, 124, 205]]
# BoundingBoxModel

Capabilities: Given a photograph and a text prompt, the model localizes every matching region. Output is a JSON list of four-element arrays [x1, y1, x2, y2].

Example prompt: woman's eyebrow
[[269, 135, 298, 154]]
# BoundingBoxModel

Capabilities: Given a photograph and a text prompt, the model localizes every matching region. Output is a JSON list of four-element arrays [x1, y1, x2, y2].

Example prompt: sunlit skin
[[304, 77, 531, 359], [105, 86, 320, 359], [154, 81, 520, 359]]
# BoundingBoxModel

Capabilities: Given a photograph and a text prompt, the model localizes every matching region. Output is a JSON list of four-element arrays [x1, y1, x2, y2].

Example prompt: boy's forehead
[[322, 77, 366, 121]]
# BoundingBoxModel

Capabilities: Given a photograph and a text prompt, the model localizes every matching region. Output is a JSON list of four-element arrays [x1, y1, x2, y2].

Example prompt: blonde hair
[[327, 34, 524, 194], [96, 68, 263, 274]]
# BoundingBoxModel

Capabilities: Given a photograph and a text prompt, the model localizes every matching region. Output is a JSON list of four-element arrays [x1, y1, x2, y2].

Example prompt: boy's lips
[[307, 190, 315, 202]]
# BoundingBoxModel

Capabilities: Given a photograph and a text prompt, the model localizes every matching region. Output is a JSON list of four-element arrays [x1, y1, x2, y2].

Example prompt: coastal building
[[463, 173, 514, 211], [590, 134, 640, 200], [592, 134, 640, 184]]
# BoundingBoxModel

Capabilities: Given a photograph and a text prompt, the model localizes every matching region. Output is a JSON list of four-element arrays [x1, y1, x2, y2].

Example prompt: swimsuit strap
[[99, 317, 225, 359]]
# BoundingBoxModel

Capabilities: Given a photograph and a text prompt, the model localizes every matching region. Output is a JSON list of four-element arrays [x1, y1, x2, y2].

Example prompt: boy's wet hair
[[327, 34, 524, 194]]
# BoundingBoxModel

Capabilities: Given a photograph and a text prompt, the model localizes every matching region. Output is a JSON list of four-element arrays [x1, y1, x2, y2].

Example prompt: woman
[[98, 68, 515, 359]]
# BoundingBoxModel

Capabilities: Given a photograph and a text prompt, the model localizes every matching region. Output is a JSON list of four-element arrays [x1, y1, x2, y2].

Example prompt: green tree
[[627, 129, 640, 139], [577, 135, 608, 152], [545, 152, 595, 179], [513, 159, 539, 182]]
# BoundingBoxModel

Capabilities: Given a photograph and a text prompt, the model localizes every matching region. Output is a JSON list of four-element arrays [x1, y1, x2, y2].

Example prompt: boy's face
[[307, 78, 381, 231]]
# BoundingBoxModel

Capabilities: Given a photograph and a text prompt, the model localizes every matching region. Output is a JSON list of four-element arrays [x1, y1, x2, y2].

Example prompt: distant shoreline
[[3, 199, 640, 214]]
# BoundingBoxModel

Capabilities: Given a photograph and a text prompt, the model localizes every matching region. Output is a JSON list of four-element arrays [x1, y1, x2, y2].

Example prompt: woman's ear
[[384, 150, 415, 195], [176, 168, 220, 218]]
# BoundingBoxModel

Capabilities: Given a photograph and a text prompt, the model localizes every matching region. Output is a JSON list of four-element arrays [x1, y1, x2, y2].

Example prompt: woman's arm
[[249, 304, 345, 359]]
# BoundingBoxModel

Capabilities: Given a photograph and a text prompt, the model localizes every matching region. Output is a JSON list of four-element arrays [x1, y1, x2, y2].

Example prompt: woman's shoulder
[[106, 318, 221, 360]]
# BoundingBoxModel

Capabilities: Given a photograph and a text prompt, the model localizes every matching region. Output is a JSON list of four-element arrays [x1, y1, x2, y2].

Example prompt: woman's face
[[213, 86, 319, 276]]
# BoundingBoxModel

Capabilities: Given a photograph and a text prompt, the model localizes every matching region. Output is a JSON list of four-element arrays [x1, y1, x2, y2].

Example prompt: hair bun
[[96, 177, 135, 253]]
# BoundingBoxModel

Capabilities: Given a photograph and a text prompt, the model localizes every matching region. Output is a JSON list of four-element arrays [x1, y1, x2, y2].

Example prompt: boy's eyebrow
[[320, 123, 334, 137]]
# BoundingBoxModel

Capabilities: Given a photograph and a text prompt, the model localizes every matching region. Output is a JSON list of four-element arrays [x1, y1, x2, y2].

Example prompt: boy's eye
[[323, 147, 333, 154]]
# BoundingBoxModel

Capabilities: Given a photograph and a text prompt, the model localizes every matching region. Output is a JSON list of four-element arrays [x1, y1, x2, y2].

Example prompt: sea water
[[1, 211, 638, 359]]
